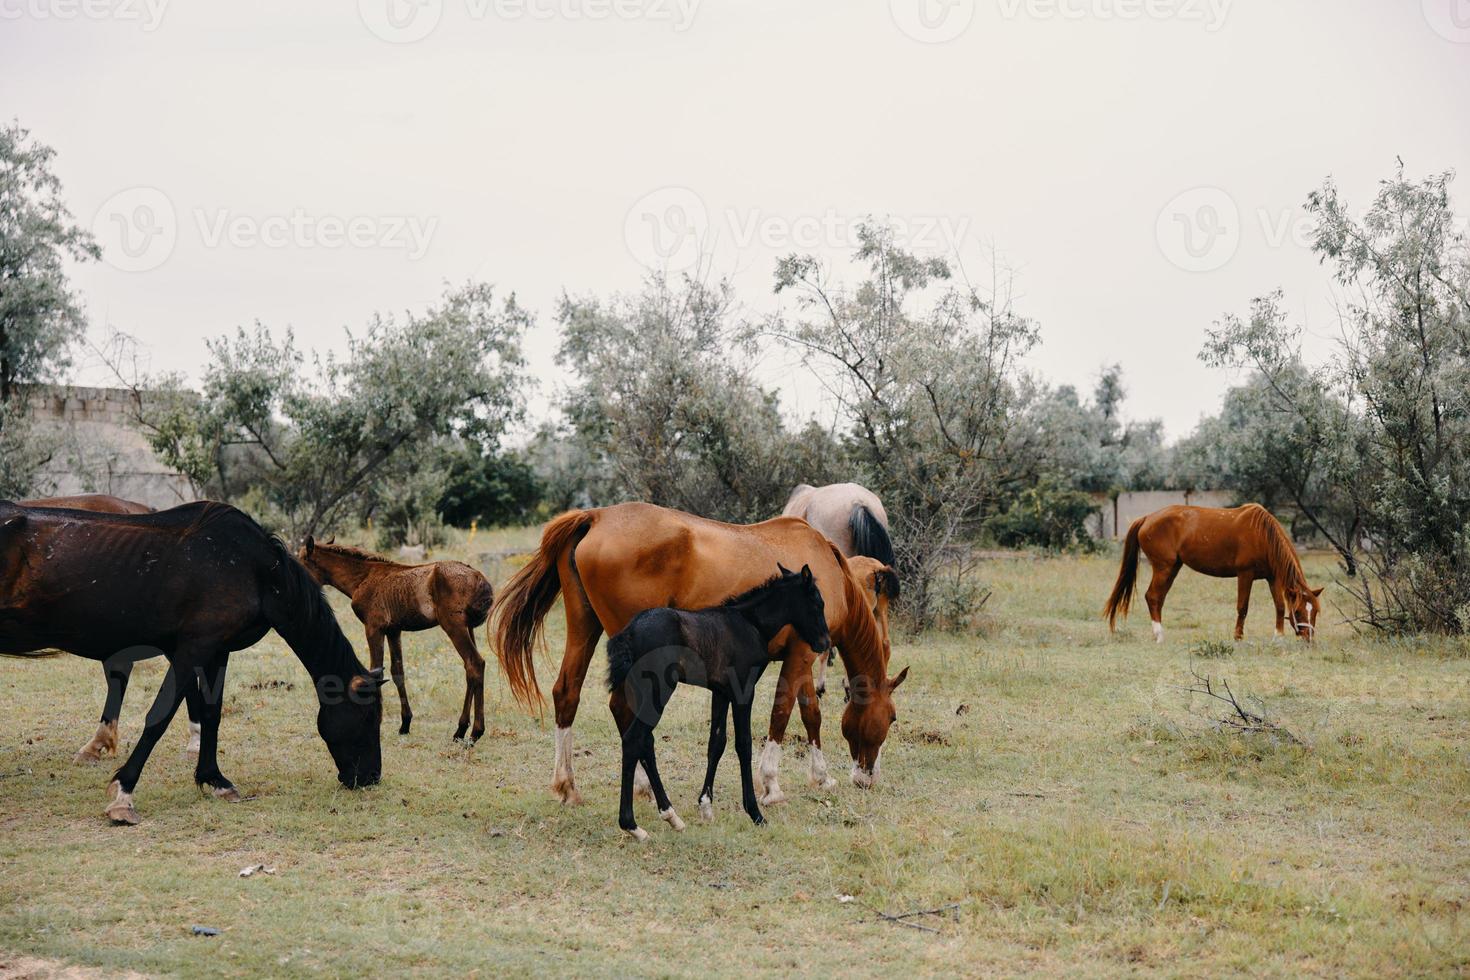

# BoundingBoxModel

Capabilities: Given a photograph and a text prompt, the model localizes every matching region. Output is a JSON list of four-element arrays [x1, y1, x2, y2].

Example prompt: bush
[[985, 480, 1098, 551], [438, 445, 543, 528]]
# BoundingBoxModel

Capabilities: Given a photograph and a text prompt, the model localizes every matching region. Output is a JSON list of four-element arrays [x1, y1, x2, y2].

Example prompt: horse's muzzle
[[339, 768, 380, 789]]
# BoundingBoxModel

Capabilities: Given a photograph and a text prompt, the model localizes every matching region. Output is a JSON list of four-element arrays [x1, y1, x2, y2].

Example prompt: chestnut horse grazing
[[17, 494, 205, 763], [298, 538, 494, 743], [1103, 503, 1324, 643], [815, 554, 899, 697], [606, 564, 831, 839], [0, 501, 383, 824], [491, 502, 907, 808]]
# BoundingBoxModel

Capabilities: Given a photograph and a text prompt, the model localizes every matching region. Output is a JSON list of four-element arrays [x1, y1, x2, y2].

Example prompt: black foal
[[606, 564, 831, 840]]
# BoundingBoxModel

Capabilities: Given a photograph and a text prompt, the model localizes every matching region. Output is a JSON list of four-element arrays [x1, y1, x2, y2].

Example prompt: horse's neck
[[737, 598, 794, 646], [833, 583, 884, 682], [316, 551, 372, 593]]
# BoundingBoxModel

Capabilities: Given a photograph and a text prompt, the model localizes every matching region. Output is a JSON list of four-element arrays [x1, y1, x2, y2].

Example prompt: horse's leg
[[442, 619, 485, 743], [757, 654, 805, 805], [1235, 573, 1253, 641], [637, 727, 684, 832], [795, 657, 836, 791], [550, 590, 603, 806], [1144, 560, 1182, 643], [618, 722, 648, 840], [76, 660, 131, 764], [733, 699, 765, 827], [698, 692, 730, 821], [184, 673, 202, 757], [618, 671, 675, 840], [105, 662, 190, 825], [1268, 578, 1287, 640], [190, 655, 240, 801]]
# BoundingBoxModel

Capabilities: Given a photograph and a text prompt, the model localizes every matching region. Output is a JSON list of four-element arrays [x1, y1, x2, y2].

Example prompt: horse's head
[[317, 667, 384, 788], [776, 563, 831, 654], [1287, 585, 1324, 641], [841, 665, 908, 787]]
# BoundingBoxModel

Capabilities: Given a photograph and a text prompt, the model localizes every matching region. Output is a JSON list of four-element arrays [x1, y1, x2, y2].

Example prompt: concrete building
[[1087, 489, 1236, 540]]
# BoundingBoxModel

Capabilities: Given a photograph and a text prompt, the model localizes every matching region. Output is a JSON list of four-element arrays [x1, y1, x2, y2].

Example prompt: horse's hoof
[[625, 826, 650, 842], [750, 814, 767, 827], [760, 790, 787, 806], [552, 781, 583, 806], [104, 781, 141, 826], [74, 747, 103, 765], [815, 776, 838, 792], [660, 807, 686, 832], [698, 797, 714, 821], [212, 785, 242, 803]]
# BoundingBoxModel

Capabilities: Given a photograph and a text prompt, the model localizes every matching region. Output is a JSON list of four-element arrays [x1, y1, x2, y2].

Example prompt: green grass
[[2, 537, 1467, 976]]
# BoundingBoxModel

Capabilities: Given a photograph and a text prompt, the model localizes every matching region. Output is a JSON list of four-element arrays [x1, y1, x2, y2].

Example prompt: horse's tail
[[849, 504, 895, 567], [491, 509, 594, 712], [605, 629, 635, 694], [1103, 518, 1144, 631]]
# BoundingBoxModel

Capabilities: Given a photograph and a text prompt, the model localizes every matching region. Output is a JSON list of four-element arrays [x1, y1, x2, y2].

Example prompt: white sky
[[5, 0, 1468, 439]]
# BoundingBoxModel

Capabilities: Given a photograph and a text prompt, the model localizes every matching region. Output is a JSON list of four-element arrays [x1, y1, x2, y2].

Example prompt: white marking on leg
[[659, 807, 686, 831], [1151, 620, 1163, 643], [698, 793, 714, 821], [808, 743, 837, 791], [758, 739, 786, 805], [850, 764, 874, 789], [552, 726, 581, 803], [185, 721, 202, 755], [104, 779, 140, 825], [626, 826, 650, 842], [633, 762, 654, 802]]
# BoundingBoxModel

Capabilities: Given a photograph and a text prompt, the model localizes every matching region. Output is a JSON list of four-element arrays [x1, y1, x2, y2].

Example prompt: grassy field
[[2, 530, 1467, 977]]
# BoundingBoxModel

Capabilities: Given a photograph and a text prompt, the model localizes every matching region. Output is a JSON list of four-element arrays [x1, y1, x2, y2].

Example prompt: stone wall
[[1086, 489, 1237, 540], [24, 385, 197, 510]]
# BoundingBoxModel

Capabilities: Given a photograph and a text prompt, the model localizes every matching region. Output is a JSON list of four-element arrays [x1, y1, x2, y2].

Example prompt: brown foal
[[298, 539, 494, 742]]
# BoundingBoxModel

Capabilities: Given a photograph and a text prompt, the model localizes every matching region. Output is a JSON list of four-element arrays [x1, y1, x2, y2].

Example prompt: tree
[[0, 122, 99, 495], [557, 273, 835, 523], [771, 224, 1039, 624], [132, 283, 530, 540], [1207, 166, 1470, 632]]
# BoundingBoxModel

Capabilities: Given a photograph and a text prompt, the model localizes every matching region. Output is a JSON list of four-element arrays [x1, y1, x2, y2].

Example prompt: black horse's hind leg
[[105, 662, 190, 825], [75, 661, 133, 764], [698, 692, 730, 820], [636, 731, 684, 832], [618, 673, 677, 841], [190, 655, 240, 802], [732, 699, 765, 827]]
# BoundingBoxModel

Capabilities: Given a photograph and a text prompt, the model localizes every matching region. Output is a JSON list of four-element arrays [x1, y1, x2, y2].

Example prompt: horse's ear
[[777, 563, 793, 577], [887, 666, 909, 692], [799, 563, 814, 583], [1312, 586, 1324, 597], [303, 535, 314, 554]]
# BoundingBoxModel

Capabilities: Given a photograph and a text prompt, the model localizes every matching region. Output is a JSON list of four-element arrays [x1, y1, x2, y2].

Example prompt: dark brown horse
[[297, 538, 494, 743], [17, 493, 197, 763], [1103, 503, 1324, 642], [1, 500, 383, 823], [491, 502, 907, 809]]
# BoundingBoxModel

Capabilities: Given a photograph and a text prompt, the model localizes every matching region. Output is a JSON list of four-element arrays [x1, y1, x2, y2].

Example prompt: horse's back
[[19, 493, 153, 515], [1140, 503, 1274, 576]]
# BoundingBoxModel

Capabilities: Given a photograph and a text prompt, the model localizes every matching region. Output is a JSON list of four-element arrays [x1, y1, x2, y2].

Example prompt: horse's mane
[[827, 543, 886, 680], [719, 569, 794, 609], [312, 540, 400, 565], [1243, 504, 1310, 592]]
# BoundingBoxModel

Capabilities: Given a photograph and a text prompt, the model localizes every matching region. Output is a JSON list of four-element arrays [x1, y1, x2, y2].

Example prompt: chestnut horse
[[818, 554, 899, 697], [17, 493, 205, 763], [297, 538, 494, 743], [1103, 503, 1324, 642], [491, 502, 907, 808]]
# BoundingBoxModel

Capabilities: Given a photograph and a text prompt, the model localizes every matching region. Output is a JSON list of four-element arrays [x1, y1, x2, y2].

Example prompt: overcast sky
[[5, 0, 1468, 439]]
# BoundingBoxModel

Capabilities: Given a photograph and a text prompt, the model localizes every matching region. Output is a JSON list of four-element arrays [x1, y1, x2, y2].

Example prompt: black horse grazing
[[605, 564, 831, 840], [0, 500, 383, 824]]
